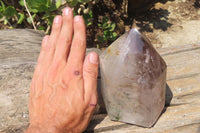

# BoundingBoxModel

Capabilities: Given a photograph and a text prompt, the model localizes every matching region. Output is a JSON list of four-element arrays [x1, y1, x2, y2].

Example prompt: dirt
[[0, 0, 200, 133], [92, 0, 200, 48], [1, 0, 199, 48], [136, 0, 200, 48]]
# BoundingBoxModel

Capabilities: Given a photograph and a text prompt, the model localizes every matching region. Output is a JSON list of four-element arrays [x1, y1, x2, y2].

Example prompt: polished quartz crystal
[[100, 28, 167, 127]]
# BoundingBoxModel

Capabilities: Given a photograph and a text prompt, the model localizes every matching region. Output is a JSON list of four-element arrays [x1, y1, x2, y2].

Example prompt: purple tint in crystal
[[100, 28, 167, 127]]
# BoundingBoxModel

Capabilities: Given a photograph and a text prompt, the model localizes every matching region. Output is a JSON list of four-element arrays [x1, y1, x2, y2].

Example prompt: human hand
[[26, 7, 99, 133]]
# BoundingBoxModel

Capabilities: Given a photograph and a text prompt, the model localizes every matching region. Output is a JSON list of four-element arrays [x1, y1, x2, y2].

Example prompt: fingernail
[[54, 16, 61, 24], [89, 53, 99, 64], [63, 7, 71, 16], [74, 16, 82, 22]]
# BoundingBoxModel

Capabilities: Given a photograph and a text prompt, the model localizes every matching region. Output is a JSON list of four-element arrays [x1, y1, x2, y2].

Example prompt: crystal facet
[[100, 28, 167, 127]]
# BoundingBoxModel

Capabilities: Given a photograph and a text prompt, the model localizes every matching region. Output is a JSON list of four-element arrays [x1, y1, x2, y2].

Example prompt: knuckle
[[73, 39, 85, 47], [83, 67, 98, 79], [52, 24, 61, 32], [41, 42, 55, 51], [65, 37, 72, 45], [59, 36, 72, 45]]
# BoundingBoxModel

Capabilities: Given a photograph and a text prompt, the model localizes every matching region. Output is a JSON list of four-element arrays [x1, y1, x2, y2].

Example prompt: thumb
[[83, 52, 99, 106]]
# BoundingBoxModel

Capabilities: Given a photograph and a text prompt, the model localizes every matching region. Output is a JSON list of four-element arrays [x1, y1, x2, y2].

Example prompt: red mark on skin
[[90, 104, 97, 107], [74, 71, 80, 76]]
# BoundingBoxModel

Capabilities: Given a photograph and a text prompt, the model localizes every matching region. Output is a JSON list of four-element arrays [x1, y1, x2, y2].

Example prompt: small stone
[[100, 28, 167, 127]]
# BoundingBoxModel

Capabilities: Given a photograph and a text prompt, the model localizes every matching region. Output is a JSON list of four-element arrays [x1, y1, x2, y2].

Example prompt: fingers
[[81, 52, 99, 131], [66, 16, 86, 73], [41, 16, 63, 69], [36, 7, 98, 108], [32, 35, 49, 82], [30, 6, 100, 132], [38, 36, 50, 66], [53, 7, 74, 63], [83, 52, 99, 106], [30, 35, 49, 97]]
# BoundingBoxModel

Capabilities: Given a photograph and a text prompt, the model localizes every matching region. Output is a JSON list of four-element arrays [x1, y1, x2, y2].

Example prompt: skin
[[26, 7, 99, 133]]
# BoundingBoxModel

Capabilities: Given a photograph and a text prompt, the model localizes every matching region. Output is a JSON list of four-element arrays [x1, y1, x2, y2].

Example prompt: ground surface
[[87, 0, 200, 48], [0, 0, 200, 133], [1, 0, 200, 48], [137, 0, 200, 48]]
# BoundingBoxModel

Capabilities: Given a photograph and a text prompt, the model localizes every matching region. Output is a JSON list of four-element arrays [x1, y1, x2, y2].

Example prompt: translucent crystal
[[100, 28, 167, 127]]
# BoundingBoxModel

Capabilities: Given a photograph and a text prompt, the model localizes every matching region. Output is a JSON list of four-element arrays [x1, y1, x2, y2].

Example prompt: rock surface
[[0, 29, 44, 132], [100, 29, 167, 127]]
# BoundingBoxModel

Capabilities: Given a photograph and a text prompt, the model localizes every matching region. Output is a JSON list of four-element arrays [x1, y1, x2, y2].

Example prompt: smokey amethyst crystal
[[100, 28, 167, 127]]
